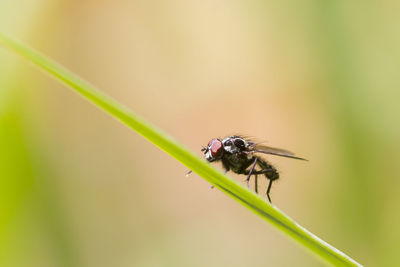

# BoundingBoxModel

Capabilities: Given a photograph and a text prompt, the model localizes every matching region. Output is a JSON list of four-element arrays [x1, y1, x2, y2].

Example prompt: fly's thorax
[[221, 136, 249, 154]]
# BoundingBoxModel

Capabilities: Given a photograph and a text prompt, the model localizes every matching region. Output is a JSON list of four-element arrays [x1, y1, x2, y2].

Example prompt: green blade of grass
[[0, 33, 362, 267]]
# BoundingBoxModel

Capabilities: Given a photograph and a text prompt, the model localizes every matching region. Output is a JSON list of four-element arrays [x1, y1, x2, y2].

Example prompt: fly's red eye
[[209, 139, 223, 158]]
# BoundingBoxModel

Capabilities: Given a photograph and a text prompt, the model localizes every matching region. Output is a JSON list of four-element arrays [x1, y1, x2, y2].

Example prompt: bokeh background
[[1, 1, 400, 266]]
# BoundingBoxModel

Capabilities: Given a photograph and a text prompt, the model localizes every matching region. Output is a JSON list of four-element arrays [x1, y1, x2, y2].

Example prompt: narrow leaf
[[0, 33, 362, 267]]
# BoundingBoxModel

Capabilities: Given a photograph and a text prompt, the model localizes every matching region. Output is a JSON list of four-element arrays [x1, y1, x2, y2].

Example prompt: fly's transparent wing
[[249, 143, 307, 161]]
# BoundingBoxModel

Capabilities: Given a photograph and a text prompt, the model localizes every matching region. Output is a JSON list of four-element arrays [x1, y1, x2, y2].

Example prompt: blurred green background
[[1, 1, 399, 266]]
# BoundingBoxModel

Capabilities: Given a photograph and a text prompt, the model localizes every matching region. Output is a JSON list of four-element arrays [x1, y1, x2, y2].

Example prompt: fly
[[200, 135, 307, 203]]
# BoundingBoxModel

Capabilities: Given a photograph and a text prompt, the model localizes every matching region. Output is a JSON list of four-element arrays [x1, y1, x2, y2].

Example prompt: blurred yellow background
[[1, 1, 400, 266]]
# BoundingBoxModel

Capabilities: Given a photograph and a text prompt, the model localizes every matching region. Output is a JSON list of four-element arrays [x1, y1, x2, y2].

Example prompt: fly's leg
[[250, 169, 274, 202], [254, 174, 258, 193], [250, 168, 275, 175], [255, 159, 278, 203], [266, 179, 273, 203], [245, 157, 258, 188]]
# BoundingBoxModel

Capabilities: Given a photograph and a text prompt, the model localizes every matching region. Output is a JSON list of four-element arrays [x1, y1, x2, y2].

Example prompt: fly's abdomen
[[258, 159, 279, 181], [267, 168, 279, 181]]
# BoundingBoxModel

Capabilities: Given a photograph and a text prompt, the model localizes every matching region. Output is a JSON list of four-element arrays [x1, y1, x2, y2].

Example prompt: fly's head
[[202, 138, 223, 162], [202, 136, 250, 162]]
